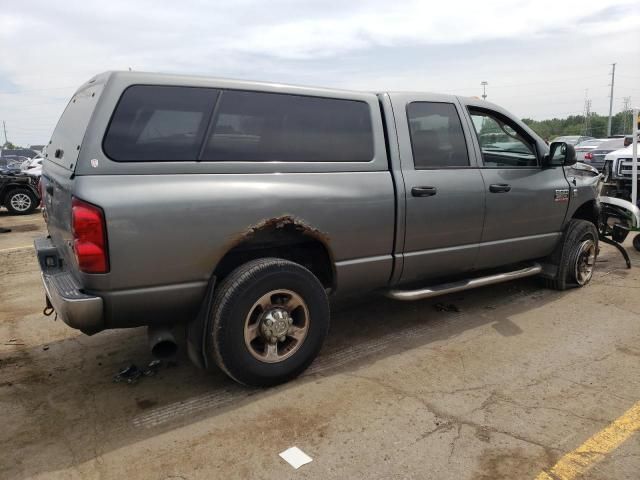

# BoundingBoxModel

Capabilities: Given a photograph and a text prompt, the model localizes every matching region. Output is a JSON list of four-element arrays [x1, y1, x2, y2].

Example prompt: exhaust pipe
[[148, 326, 178, 358]]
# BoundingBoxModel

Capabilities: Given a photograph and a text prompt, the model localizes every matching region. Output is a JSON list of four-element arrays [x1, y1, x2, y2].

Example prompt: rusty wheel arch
[[213, 215, 336, 292]]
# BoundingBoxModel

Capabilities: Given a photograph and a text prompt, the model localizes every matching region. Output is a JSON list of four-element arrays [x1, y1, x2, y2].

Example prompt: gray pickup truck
[[36, 71, 600, 386]]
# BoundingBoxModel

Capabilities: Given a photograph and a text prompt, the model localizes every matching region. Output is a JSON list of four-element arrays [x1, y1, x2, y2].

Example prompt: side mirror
[[544, 141, 576, 167]]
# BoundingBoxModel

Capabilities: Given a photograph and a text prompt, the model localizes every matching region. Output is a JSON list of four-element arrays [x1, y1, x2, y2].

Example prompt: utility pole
[[582, 99, 592, 136], [582, 90, 591, 136], [481, 81, 488, 100], [622, 97, 632, 133], [2, 120, 7, 147], [607, 63, 616, 137]]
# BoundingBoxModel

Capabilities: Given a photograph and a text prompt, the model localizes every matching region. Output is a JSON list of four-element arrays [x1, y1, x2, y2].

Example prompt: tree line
[[522, 110, 634, 141]]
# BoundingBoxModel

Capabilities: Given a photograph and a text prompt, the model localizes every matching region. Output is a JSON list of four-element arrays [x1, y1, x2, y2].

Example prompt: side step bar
[[385, 263, 542, 301]]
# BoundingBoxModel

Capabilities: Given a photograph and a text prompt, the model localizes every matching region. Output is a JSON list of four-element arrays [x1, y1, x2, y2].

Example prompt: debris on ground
[[113, 360, 172, 384], [279, 446, 313, 469], [43, 345, 49, 351], [144, 359, 162, 376], [434, 303, 461, 313], [114, 364, 143, 384], [4, 339, 25, 346]]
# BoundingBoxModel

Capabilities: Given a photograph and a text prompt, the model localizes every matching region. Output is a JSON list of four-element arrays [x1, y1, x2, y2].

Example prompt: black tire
[[5, 188, 37, 215], [544, 219, 598, 290], [633, 234, 640, 252], [206, 258, 330, 387]]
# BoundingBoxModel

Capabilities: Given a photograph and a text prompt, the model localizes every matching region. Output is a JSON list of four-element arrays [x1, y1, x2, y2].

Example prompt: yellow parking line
[[536, 400, 640, 480]]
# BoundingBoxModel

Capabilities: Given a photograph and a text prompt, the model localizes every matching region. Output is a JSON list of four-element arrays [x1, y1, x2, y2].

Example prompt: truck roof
[[77, 70, 487, 106]]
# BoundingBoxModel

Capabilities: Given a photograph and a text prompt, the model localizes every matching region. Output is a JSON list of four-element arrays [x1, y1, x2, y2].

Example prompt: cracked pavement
[[1, 212, 639, 479]]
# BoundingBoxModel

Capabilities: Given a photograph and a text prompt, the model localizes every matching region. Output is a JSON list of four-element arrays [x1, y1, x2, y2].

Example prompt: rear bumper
[[35, 236, 104, 334]]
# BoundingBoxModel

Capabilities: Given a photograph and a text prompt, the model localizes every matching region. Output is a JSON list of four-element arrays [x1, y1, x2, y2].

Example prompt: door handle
[[489, 184, 511, 193], [411, 186, 437, 197]]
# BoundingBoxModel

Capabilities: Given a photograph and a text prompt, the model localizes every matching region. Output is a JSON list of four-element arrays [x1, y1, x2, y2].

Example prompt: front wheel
[[5, 189, 37, 215], [633, 234, 640, 252], [206, 258, 330, 387], [545, 219, 598, 290]]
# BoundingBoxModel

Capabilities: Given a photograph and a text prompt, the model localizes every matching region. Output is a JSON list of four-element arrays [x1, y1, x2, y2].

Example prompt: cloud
[[0, 0, 639, 145]]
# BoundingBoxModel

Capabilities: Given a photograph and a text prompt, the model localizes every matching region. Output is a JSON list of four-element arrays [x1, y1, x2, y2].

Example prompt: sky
[[1, 0, 639, 147]]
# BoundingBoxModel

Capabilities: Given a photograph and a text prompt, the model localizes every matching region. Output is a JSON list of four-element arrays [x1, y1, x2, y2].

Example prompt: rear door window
[[202, 90, 374, 162], [103, 85, 219, 161], [407, 102, 469, 168]]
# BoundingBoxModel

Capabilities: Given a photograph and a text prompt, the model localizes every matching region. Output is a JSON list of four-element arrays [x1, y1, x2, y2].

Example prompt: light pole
[[481, 81, 488, 100], [632, 107, 638, 207]]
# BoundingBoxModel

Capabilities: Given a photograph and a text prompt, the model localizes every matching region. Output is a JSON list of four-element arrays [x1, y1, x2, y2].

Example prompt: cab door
[[391, 94, 486, 284], [460, 101, 571, 269]]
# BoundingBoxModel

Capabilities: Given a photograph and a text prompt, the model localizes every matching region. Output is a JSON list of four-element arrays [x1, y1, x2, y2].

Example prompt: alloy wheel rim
[[244, 289, 310, 363], [10, 193, 31, 212], [575, 239, 596, 285]]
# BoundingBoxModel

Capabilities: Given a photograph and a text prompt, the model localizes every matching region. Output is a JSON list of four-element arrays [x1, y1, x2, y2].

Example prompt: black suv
[[0, 169, 40, 215]]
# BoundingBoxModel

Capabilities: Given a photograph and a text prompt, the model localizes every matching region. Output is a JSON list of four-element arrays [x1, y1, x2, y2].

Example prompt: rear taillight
[[72, 197, 109, 273], [584, 152, 593, 161]]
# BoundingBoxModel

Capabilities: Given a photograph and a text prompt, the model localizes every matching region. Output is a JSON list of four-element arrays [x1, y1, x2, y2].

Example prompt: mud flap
[[186, 274, 216, 369]]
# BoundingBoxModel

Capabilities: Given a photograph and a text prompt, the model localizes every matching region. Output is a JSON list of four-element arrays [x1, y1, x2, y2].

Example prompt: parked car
[[574, 138, 608, 162], [21, 156, 43, 177], [0, 148, 39, 159], [1, 155, 29, 171], [0, 170, 40, 214], [624, 134, 639, 147], [586, 138, 626, 171], [602, 145, 639, 202], [36, 71, 601, 387], [551, 135, 594, 146]]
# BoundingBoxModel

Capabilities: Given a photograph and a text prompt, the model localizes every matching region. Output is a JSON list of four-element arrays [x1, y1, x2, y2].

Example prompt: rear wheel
[[206, 258, 330, 387], [545, 219, 598, 290], [5, 189, 37, 215]]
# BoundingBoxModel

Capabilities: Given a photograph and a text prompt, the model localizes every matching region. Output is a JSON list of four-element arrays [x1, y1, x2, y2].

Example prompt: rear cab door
[[389, 93, 486, 284], [458, 98, 571, 269]]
